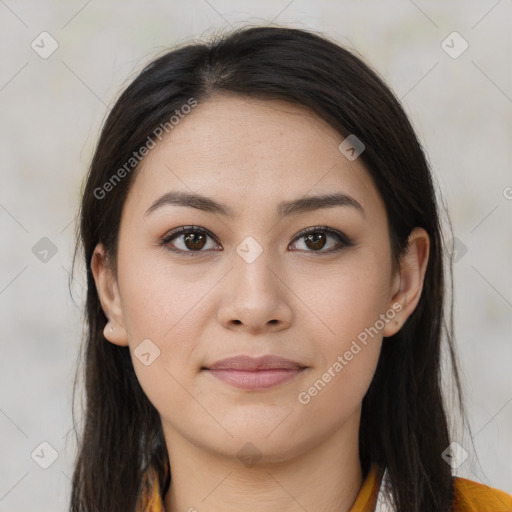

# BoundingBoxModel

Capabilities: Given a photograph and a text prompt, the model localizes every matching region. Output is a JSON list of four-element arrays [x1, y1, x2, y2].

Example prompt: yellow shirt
[[136, 461, 512, 511]]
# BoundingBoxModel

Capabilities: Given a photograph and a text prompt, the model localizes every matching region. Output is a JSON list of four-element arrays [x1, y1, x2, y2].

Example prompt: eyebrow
[[144, 190, 365, 219]]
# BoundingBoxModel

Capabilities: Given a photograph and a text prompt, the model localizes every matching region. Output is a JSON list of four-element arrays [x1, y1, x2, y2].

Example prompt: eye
[[160, 225, 353, 255], [161, 226, 221, 254], [289, 226, 353, 253]]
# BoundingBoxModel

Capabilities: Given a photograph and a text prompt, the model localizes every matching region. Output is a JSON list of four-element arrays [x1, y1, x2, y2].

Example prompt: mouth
[[201, 355, 308, 391]]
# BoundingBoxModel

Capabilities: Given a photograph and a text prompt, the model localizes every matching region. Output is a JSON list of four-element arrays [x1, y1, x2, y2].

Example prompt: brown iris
[[304, 232, 327, 251], [184, 232, 207, 250]]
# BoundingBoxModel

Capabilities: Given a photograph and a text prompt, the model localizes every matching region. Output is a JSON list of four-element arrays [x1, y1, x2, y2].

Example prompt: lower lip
[[204, 368, 305, 390]]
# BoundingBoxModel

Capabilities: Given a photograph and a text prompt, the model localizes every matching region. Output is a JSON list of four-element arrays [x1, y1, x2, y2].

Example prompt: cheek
[[115, 249, 210, 402], [291, 256, 389, 409], [121, 265, 206, 418], [118, 247, 209, 341], [293, 255, 391, 347]]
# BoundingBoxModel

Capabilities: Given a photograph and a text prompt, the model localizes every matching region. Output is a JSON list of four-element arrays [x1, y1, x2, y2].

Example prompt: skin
[[92, 94, 429, 512]]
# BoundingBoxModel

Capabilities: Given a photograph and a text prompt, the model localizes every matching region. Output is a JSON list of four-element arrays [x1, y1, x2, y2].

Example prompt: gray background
[[0, 1, 511, 510]]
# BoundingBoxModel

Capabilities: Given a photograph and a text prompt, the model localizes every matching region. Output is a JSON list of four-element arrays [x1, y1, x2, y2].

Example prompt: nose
[[217, 246, 293, 334]]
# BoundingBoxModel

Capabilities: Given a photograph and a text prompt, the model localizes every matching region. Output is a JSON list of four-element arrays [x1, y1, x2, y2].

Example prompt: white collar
[[373, 468, 394, 512]]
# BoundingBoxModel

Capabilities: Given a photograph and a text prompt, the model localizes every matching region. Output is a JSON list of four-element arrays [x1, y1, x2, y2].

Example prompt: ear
[[382, 227, 430, 337], [90, 243, 129, 346]]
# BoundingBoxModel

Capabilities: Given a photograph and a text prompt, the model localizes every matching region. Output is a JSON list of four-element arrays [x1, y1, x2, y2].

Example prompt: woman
[[69, 25, 512, 511]]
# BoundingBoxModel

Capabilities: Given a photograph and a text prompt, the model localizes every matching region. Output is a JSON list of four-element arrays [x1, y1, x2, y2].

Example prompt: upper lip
[[204, 355, 307, 371]]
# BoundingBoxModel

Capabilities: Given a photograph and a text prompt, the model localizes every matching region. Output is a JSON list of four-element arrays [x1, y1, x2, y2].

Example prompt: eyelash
[[160, 225, 353, 256]]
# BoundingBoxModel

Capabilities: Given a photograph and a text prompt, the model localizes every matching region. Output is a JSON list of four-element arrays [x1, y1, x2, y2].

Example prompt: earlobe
[[90, 243, 129, 347], [382, 227, 430, 338], [102, 319, 129, 346]]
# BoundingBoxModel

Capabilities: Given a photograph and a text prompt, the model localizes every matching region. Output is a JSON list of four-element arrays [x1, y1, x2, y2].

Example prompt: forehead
[[125, 94, 385, 221]]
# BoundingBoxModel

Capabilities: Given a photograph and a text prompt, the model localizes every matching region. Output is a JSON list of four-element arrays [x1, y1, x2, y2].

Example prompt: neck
[[163, 413, 363, 512]]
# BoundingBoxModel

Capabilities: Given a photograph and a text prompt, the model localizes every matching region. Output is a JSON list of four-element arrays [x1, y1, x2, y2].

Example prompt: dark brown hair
[[70, 24, 471, 511]]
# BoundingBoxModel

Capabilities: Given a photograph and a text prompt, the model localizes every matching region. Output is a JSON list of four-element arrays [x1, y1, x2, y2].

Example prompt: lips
[[202, 355, 307, 390], [204, 355, 306, 371]]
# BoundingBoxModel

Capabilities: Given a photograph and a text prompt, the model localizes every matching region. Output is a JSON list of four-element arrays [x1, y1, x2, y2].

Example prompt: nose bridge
[[233, 233, 279, 296], [217, 231, 293, 330]]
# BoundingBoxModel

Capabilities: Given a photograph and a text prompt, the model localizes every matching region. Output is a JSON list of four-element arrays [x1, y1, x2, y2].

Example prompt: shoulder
[[452, 476, 512, 511]]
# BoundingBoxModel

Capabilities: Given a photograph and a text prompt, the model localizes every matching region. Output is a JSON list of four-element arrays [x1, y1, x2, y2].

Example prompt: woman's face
[[94, 94, 423, 464]]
